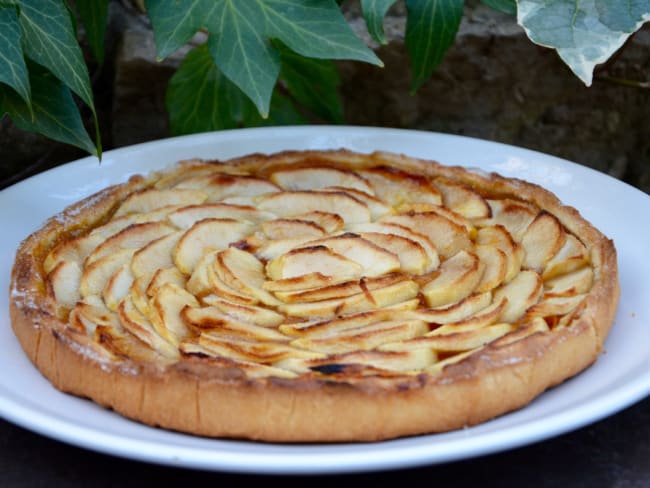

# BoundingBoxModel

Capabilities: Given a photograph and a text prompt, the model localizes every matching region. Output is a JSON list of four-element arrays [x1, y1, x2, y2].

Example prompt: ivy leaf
[[517, 0, 650, 86], [278, 44, 343, 123], [0, 3, 31, 108], [405, 0, 464, 93], [166, 44, 305, 135], [0, 61, 97, 156], [361, 0, 399, 44], [480, 0, 516, 15], [147, 0, 380, 118], [74, 0, 110, 63]]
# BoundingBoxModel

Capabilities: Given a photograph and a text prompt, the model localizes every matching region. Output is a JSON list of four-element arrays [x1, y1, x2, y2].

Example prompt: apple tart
[[10, 149, 619, 442]]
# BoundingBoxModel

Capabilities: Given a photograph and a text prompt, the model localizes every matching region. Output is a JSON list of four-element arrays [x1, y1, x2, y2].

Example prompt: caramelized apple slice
[[262, 218, 326, 240], [195, 173, 280, 201], [80, 249, 135, 298], [130, 231, 182, 280], [542, 234, 589, 279], [421, 251, 484, 307], [114, 188, 206, 217], [47, 260, 82, 310], [291, 211, 344, 234], [149, 283, 199, 344], [521, 211, 566, 272], [270, 167, 374, 194], [475, 225, 524, 283], [474, 245, 507, 293], [213, 248, 280, 306], [544, 267, 594, 296], [103, 264, 133, 311], [320, 187, 391, 219], [181, 306, 287, 341], [524, 294, 586, 321], [434, 176, 491, 219], [359, 166, 442, 206], [145, 267, 187, 297], [201, 295, 285, 327], [258, 191, 371, 224], [358, 232, 430, 274], [273, 274, 406, 303], [168, 203, 274, 229], [493, 270, 543, 323], [262, 272, 343, 292], [479, 199, 537, 241], [406, 291, 492, 324], [307, 348, 436, 373], [266, 246, 364, 281]]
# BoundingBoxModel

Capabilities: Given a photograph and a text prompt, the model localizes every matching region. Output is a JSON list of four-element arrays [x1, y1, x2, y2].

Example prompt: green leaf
[[405, 0, 464, 92], [0, 3, 31, 107], [517, 0, 650, 86], [480, 0, 516, 15], [361, 0, 399, 44], [279, 45, 343, 123], [242, 90, 307, 127], [147, 0, 380, 118], [0, 61, 97, 156], [74, 0, 110, 63]]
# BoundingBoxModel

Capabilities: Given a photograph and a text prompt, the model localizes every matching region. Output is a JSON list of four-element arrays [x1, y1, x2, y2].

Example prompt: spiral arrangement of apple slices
[[44, 152, 594, 380]]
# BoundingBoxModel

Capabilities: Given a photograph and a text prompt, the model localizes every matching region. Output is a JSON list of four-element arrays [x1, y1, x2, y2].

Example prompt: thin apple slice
[[542, 234, 589, 279], [291, 211, 344, 234], [406, 291, 492, 324], [103, 264, 133, 311], [521, 211, 566, 272], [262, 272, 344, 292], [47, 260, 82, 311], [434, 176, 491, 219], [266, 245, 364, 281], [493, 270, 544, 323], [474, 245, 507, 292], [191, 173, 280, 201], [168, 203, 274, 229], [258, 191, 371, 224], [426, 297, 507, 331], [270, 167, 374, 194], [491, 316, 549, 347], [478, 199, 538, 241], [207, 261, 259, 305], [421, 251, 484, 307], [261, 218, 326, 240], [145, 267, 187, 297], [149, 283, 199, 344], [130, 231, 182, 281], [382, 212, 471, 259], [358, 232, 430, 274], [308, 348, 436, 373], [320, 187, 391, 219], [114, 188, 207, 217], [79, 249, 135, 298], [475, 225, 524, 283], [358, 166, 442, 206], [173, 218, 255, 274], [274, 274, 406, 303], [291, 320, 427, 354], [254, 236, 315, 261], [181, 306, 287, 341], [214, 248, 280, 306], [544, 267, 594, 296], [201, 295, 285, 327], [69, 296, 116, 334], [524, 294, 586, 321]]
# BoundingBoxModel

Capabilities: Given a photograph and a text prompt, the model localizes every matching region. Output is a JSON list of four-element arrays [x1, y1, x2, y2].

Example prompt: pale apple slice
[[69, 296, 116, 334], [153, 161, 221, 189], [86, 221, 175, 267], [475, 225, 524, 283], [544, 266, 594, 296], [358, 232, 430, 274], [261, 218, 326, 240], [44, 233, 105, 274], [274, 274, 406, 303], [270, 167, 374, 194], [358, 166, 442, 206], [320, 187, 391, 219], [201, 295, 285, 327], [380, 323, 514, 353], [434, 176, 491, 219], [262, 272, 344, 292], [382, 212, 472, 259], [524, 294, 586, 321], [421, 251, 484, 307], [114, 188, 207, 217], [258, 191, 371, 224], [148, 283, 199, 344], [254, 236, 316, 261], [195, 333, 323, 363], [103, 263, 134, 311], [542, 234, 589, 279], [491, 316, 549, 347], [167, 203, 274, 229], [279, 280, 419, 319], [478, 199, 538, 242], [521, 211, 567, 272], [406, 291, 493, 324], [213, 248, 280, 306], [474, 245, 507, 293], [201, 174, 281, 202], [291, 320, 427, 354], [185, 251, 218, 297], [291, 211, 344, 234], [493, 270, 544, 323], [181, 306, 287, 341], [266, 245, 364, 281], [130, 231, 182, 280], [280, 299, 420, 338], [47, 260, 82, 311], [145, 267, 187, 297], [207, 260, 259, 305], [129, 276, 153, 317], [426, 297, 507, 331], [173, 218, 255, 274], [117, 294, 179, 357], [79, 248, 135, 298]]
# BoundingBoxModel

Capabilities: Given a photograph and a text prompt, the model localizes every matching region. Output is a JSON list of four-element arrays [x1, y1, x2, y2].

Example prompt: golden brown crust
[[9, 149, 619, 442]]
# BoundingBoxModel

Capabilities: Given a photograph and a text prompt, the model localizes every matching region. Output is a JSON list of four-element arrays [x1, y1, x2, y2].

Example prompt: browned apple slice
[[207, 260, 259, 305], [114, 188, 207, 217], [491, 316, 549, 347], [181, 306, 287, 341], [358, 166, 442, 206], [434, 176, 491, 219], [168, 203, 274, 229], [406, 291, 492, 324], [421, 251, 484, 307], [47, 260, 82, 311], [266, 245, 364, 281], [320, 187, 392, 219], [427, 297, 507, 331], [148, 283, 199, 344], [79, 249, 135, 298], [130, 231, 182, 281], [173, 218, 255, 274], [274, 274, 406, 303], [193, 173, 280, 201], [201, 295, 285, 327], [542, 234, 589, 279], [254, 236, 316, 261], [357, 232, 430, 274], [261, 218, 326, 240], [544, 267, 594, 296], [308, 348, 437, 373], [145, 267, 187, 297], [524, 294, 586, 321], [493, 270, 543, 323], [153, 161, 221, 189], [270, 167, 374, 194], [213, 248, 280, 306], [69, 296, 115, 334], [291, 319, 427, 354], [478, 199, 538, 241], [291, 211, 344, 234], [475, 225, 524, 283], [103, 264, 133, 311], [521, 211, 567, 272], [86, 221, 175, 266], [195, 333, 323, 363], [382, 212, 472, 259], [474, 245, 507, 293], [258, 191, 371, 224], [262, 272, 344, 292]]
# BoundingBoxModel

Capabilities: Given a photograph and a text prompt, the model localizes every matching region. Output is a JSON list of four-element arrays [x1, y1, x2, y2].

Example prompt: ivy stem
[[596, 75, 650, 89]]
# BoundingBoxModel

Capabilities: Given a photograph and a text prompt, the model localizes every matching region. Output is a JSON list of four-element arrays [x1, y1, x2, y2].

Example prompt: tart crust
[[10, 150, 619, 442]]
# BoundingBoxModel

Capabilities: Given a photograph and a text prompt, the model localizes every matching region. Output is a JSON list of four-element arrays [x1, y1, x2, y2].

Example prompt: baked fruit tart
[[10, 149, 619, 442]]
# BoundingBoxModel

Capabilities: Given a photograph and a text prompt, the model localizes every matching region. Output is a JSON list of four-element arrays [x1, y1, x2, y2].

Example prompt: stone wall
[[1, 1, 649, 193]]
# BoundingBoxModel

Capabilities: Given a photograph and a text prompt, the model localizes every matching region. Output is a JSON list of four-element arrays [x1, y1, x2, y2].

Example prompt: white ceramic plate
[[1, 127, 649, 475]]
